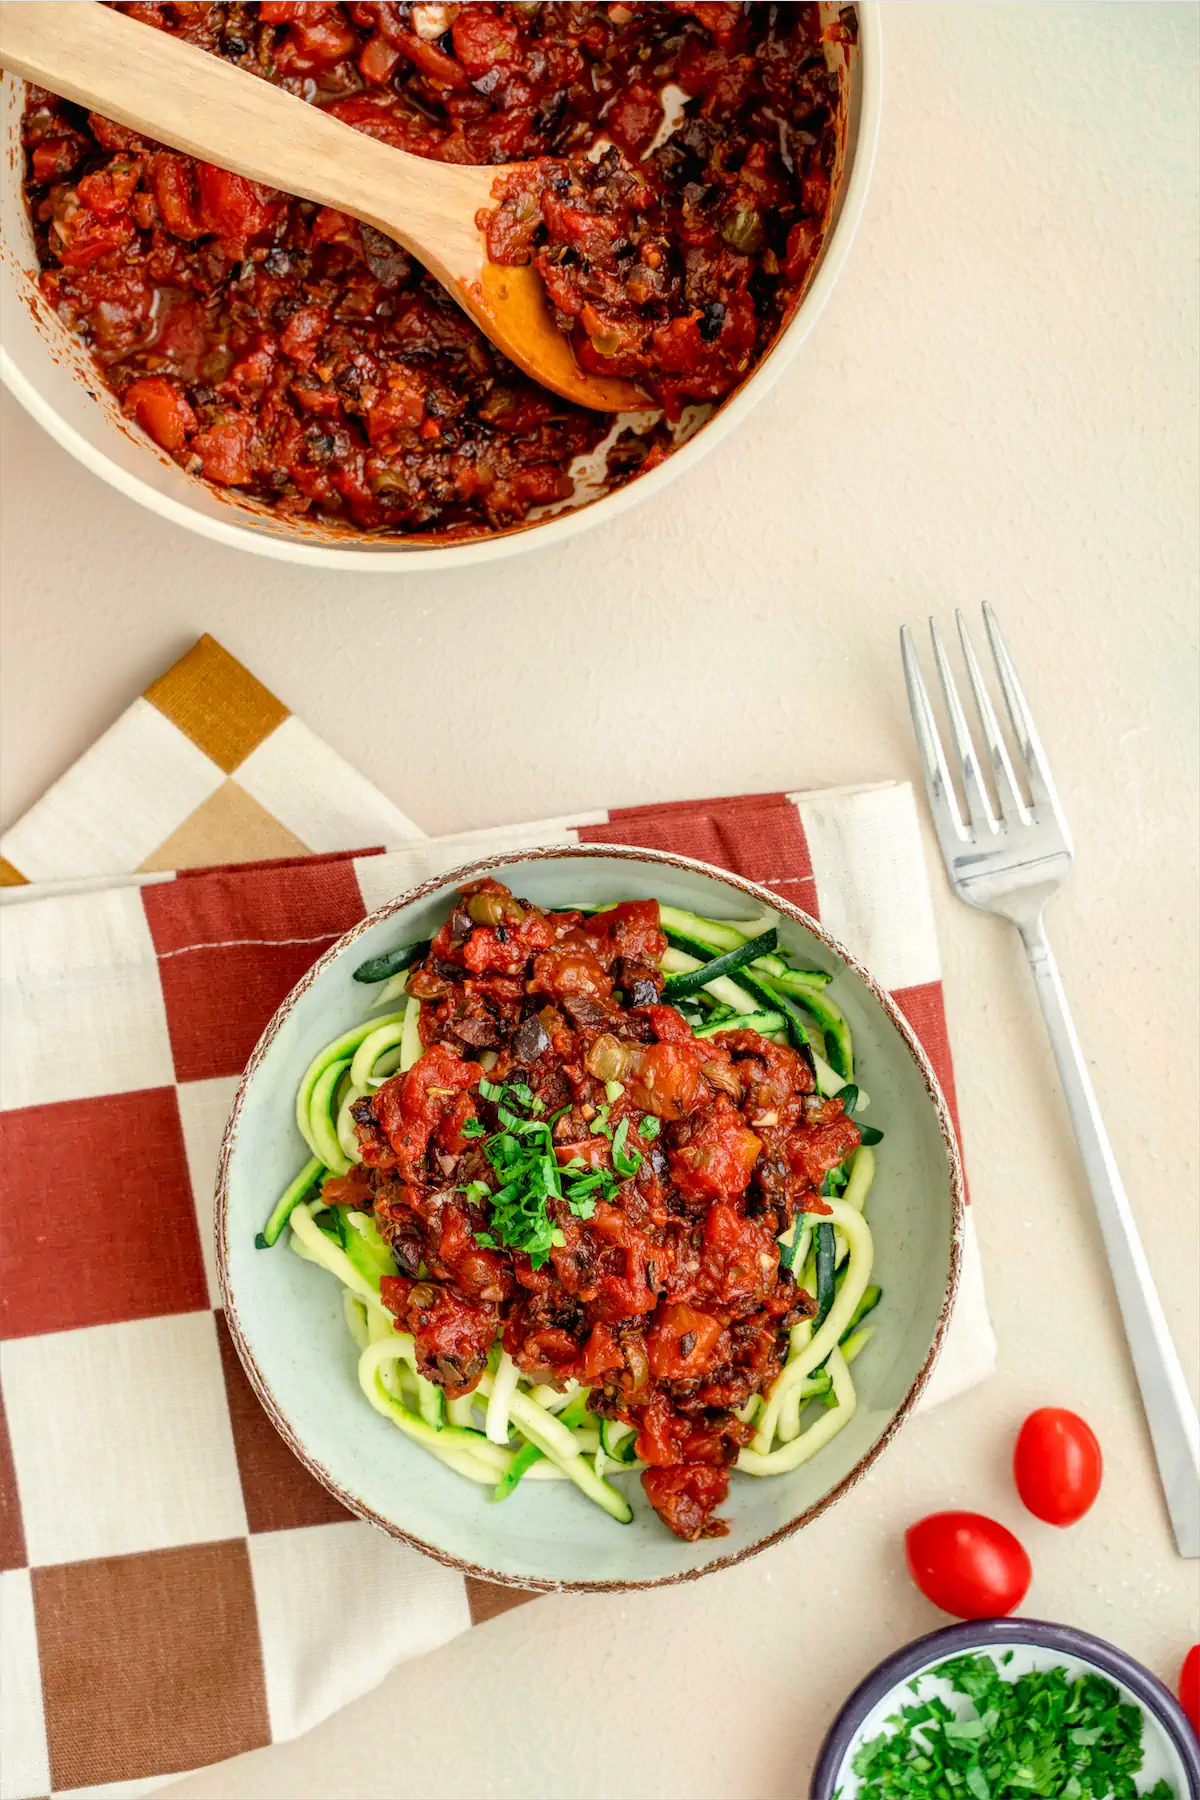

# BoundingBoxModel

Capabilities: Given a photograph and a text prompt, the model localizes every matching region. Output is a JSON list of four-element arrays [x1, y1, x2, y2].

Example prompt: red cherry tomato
[[1013, 1407, 1103, 1526], [905, 1511, 1032, 1619], [1180, 1644, 1199, 1734]]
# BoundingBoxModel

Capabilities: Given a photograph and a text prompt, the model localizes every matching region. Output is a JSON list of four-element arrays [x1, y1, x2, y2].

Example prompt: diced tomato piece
[[695, 1203, 778, 1312], [320, 1166, 374, 1208], [32, 137, 84, 183], [511, 1326, 580, 1379], [459, 927, 529, 978], [530, 947, 613, 1004], [87, 112, 150, 153], [578, 1322, 624, 1382], [434, 1206, 512, 1304], [642, 1004, 695, 1046], [309, 206, 360, 246], [273, 12, 359, 73], [553, 1134, 611, 1172], [195, 164, 278, 242], [646, 1303, 726, 1380], [594, 1230, 660, 1322], [122, 376, 197, 453], [392, 28, 469, 88], [324, 91, 444, 154], [149, 153, 205, 239], [634, 1391, 687, 1467], [359, 31, 402, 83], [382, 1277, 498, 1397], [260, 1, 323, 20], [433, 1090, 478, 1156], [149, 298, 211, 382], [226, 339, 277, 399], [451, 8, 521, 79], [191, 415, 256, 485], [77, 162, 141, 217], [378, 1273, 412, 1317], [669, 1097, 761, 1203], [58, 211, 136, 268], [279, 304, 329, 367], [675, 40, 757, 115], [372, 1045, 481, 1185], [624, 1041, 710, 1120], [585, 900, 667, 966], [642, 1463, 730, 1540], [787, 1106, 860, 1189], [366, 372, 426, 443]]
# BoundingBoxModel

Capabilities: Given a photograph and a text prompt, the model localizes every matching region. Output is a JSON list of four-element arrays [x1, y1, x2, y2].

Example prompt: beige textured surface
[[1, 5, 1197, 1794]]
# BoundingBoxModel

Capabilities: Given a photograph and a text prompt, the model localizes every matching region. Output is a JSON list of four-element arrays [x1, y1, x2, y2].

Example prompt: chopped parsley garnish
[[460, 1079, 649, 1265], [611, 1117, 641, 1177], [844, 1653, 1175, 1800]]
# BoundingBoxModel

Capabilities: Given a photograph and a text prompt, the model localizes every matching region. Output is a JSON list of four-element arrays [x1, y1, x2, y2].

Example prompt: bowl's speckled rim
[[216, 844, 965, 1593], [811, 1618, 1200, 1800]]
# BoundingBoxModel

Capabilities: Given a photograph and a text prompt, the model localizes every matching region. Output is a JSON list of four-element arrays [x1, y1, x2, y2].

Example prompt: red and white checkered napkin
[[0, 760, 994, 1799]]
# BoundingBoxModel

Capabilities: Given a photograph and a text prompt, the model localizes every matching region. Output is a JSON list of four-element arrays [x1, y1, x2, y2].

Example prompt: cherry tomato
[[905, 1511, 1031, 1619], [1180, 1644, 1199, 1735], [1013, 1407, 1103, 1526]]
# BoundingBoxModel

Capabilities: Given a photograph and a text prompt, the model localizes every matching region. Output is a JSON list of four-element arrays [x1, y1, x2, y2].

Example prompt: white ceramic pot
[[0, 6, 881, 570], [218, 846, 963, 1591]]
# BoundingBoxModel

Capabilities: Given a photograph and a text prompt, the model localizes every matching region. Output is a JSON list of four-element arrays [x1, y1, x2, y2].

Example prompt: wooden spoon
[[0, 0, 649, 412]]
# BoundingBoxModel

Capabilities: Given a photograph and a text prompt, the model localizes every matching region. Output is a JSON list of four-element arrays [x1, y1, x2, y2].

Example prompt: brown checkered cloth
[[0, 640, 994, 1800]]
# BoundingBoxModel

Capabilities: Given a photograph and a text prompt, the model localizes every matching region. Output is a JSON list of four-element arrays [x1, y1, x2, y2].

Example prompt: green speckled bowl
[[217, 845, 962, 1591]]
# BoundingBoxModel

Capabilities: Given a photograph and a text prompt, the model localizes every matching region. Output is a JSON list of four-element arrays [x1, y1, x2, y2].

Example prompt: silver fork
[[902, 603, 1199, 1558]]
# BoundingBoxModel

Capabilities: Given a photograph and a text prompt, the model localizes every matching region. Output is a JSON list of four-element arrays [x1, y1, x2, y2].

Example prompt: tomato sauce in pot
[[22, 2, 848, 536]]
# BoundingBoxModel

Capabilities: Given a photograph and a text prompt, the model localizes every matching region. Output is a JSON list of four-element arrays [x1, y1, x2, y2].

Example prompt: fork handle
[[1019, 915, 1199, 1556]]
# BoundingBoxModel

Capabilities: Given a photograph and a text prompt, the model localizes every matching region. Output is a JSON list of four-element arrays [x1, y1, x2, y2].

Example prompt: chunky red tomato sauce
[[326, 880, 860, 1540], [21, 2, 846, 535]]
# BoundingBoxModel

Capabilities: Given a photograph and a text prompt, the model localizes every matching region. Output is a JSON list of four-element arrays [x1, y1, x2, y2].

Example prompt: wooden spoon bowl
[[0, 0, 649, 412]]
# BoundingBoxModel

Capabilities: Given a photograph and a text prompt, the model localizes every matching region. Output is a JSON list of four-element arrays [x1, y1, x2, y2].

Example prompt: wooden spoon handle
[[0, 1, 479, 266]]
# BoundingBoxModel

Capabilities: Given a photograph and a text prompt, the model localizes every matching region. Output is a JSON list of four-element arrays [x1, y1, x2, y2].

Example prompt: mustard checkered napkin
[[0, 636, 423, 887]]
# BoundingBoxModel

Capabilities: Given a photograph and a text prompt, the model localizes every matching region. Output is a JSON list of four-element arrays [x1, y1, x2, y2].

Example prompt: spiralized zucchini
[[264, 903, 884, 1530]]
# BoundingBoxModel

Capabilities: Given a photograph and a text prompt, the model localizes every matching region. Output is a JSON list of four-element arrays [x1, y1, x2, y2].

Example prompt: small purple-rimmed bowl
[[813, 1618, 1200, 1800]]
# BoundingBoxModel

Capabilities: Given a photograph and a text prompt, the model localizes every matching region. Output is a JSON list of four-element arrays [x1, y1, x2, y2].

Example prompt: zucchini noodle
[[289, 1200, 376, 1301], [263, 898, 886, 1533], [485, 1350, 521, 1446], [752, 1187, 876, 1456], [738, 1347, 857, 1477], [335, 1083, 365, 1164]]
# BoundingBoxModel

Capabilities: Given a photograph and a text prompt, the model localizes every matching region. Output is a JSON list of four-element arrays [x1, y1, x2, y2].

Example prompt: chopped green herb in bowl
[[826, 1643, 1195, 1800], [849, 1652, 1173, 1797]]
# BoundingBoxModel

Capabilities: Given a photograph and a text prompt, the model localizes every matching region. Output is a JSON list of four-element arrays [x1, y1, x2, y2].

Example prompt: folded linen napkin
[[0, 640, 994, 1800]]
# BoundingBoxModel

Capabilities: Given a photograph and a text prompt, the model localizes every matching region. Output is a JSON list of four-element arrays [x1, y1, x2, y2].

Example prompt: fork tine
[[982, 602, 1067, 821], [929, 618, 999, 834], [955, 609, 1031, 825], [900, 624, 968, 843]]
